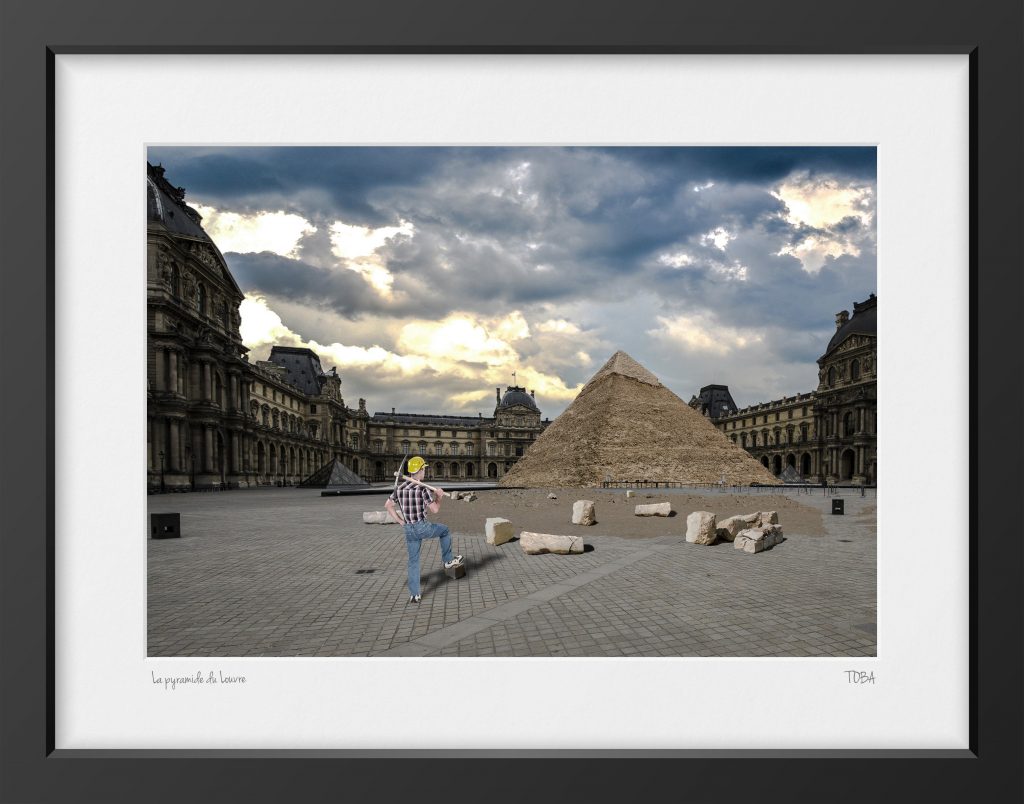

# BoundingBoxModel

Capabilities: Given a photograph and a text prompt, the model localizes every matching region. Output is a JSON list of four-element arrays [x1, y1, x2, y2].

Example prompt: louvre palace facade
[[146, 163, 546, 491], [690, 294, 877, 485]]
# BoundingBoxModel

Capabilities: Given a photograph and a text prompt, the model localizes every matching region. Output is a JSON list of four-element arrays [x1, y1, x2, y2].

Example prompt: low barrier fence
[[599, 481, 876, 496]]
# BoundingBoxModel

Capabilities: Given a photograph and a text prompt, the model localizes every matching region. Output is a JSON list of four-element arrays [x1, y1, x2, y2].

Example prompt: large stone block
[[485, 517, 515, 546], [685, 510, 717, 544], [735, 525, 784, 552], [734, 534, 765, 553], [626, 490, 636, 498], [758, 511, 779, 526], [520, 531, 584, 555], [362, 511, 396, 524], [634, 502, 672, 517], [572, 499, 597, 525], [715, 515, 750, 542]]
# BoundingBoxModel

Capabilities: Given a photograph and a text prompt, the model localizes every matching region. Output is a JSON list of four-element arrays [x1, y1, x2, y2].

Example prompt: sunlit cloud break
[[192, 204, 316, 258], [239, 295, 582, 408], [648, 313, 763, 356], [772, 173, 875, 272], [329, 219, 415, 297]]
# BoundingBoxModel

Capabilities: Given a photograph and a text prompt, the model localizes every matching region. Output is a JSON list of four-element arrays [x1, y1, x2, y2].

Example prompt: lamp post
[[158, 451, 165, 493]]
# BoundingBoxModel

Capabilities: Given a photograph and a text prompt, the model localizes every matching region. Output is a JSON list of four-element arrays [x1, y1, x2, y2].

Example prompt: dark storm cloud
[[148, 146, 448, 225], [225, 252, 388, 317], [610, 146, 877, 183], [153, 145, 876, 345]]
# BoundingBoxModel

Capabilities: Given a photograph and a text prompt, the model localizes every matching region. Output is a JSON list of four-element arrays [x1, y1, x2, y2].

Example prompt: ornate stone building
[[147, 163, 252, 491], [695, 294, 877, 485], [367, 385, 550, 482], [147, 162, 546, 490]]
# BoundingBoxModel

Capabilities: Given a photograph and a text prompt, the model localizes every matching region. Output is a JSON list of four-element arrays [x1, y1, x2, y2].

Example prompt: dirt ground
[[432, 487, 825, 540]]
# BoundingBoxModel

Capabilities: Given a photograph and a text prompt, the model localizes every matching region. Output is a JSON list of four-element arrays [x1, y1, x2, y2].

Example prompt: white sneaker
[[444, 555, 464, 569], [408, 594, 421, 604]]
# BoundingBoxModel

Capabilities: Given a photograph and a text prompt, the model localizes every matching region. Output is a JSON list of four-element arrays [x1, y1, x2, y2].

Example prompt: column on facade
[[229, 374, 238, 412], [202, 361, 212, 402], [204, 425, 214, 472], [168, 417, 180, 471], [169, 350, 179, 396], [155, 348, 166, 392]]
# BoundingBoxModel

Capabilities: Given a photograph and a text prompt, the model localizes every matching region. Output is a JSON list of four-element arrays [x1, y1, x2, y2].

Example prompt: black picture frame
[[2, 1, 1021, 802]]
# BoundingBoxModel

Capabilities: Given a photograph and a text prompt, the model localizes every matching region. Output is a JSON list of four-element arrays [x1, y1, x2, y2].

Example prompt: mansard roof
[[823, 294, 877, 359], [147, 162, 243, 297], [147, 162, 210, 240], [267, 346, 330, 396]]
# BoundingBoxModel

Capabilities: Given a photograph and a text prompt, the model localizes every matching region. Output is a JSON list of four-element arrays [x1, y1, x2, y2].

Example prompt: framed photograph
[[2, 1, 1021, 802]]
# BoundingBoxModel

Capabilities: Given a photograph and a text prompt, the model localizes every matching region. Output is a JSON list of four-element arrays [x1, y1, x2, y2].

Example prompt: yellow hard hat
[[407, 456, 425, 473]]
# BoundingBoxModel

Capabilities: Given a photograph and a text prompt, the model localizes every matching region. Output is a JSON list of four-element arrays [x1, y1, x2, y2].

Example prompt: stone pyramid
[[500, 350, 779, 488], [299, 457, 369, 488]]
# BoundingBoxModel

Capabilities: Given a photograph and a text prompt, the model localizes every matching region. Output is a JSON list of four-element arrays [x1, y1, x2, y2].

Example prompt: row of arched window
[[394, 440, 478, 456], [735, 423, 811, 448], [826, 358, 863, 388]]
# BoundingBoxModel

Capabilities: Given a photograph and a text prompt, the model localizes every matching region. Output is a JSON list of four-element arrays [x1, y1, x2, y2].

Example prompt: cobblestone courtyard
[[147, 487, 876, 657]]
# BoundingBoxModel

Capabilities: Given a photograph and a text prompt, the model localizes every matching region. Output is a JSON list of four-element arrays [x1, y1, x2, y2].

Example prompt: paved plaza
[[147, 487, 876, 657]]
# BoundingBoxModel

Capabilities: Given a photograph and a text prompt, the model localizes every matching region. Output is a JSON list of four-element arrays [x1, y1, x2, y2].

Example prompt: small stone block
[[444, 563, 467, 579], [485, 517, 514, 545], [571, 499, 597, 525]]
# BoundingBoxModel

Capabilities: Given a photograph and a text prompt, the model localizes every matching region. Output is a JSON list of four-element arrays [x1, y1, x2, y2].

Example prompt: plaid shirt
[[389, 481, 434, 524]]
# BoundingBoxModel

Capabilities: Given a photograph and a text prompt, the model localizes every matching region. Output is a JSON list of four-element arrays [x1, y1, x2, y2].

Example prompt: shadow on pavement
[[420, 551, 506, 595]]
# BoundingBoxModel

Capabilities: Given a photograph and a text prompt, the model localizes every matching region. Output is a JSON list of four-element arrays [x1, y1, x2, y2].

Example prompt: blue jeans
[[404, 520, 454, 596]]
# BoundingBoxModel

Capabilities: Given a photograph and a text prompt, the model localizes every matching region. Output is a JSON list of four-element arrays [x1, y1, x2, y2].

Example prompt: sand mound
[[501, 351, 778, 488]]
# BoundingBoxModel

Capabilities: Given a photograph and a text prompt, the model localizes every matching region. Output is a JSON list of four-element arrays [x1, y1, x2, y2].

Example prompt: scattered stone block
[[547, 493, 558, 500], [626, 490, 635, 498], [461, 493, 478, 502], [715, 515, 750, 542], [362, 511, 396, 524], [520, 531, 584, 555], [485, 517, 514, 546], [735, 525, 785, 553], [572, 500, 597, 525], [634, 502, 672, 517], [734, 534, 765, 553], [685, 510, 718, 544]]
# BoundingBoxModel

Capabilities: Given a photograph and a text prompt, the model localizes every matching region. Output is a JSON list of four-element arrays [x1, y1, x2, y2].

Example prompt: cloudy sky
[[147, 146, 876, 419]]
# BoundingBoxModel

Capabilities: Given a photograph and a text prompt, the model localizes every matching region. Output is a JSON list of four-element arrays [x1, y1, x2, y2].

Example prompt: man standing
[[385, 456, 464, 604]]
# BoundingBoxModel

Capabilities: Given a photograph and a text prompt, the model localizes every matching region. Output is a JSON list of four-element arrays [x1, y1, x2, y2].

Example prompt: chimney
[[496, 387, 501, 404], [530, 390, 535, 398], [835, 310, 849, 329], [392, 407, 395, 415]]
